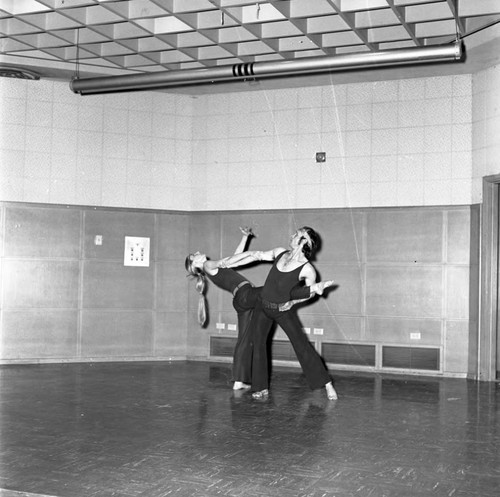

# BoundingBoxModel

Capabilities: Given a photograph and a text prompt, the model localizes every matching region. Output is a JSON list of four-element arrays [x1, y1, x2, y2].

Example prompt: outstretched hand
[[240, 226, 256, 237], [314, 280, 334, 296], [279, 301, 294, 312]]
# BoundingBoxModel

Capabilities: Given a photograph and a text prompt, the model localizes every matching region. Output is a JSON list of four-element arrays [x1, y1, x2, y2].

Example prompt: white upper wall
[[191, 75, 472, 210], [0, 71, 483, 210], [0, 78, 194, 209], [472, 63, 500, 202]]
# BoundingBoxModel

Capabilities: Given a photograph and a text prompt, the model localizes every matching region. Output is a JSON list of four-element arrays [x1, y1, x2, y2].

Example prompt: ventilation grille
[[272, 340, 297, 361], [382, 346, 440, 371], [209, 337, 304, 362], [322, 343, 376, 366], [0, 67, 40, 80], [210, 336, 236, 357], [210, 337, 440, 371]]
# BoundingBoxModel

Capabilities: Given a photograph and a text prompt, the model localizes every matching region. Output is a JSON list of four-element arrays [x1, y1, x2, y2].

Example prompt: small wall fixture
[[70, 42, 463, 95], [316, 152, 326, 163]]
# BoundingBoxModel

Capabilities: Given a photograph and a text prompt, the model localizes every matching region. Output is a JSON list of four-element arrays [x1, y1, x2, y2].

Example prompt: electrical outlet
[[313, 328, 324, 335], [410, 332, 421, 340], [227, 324, 237, 331], [216, 323, 225, 330], [94, 235, 102, 245], [303, 327, 311, 334]]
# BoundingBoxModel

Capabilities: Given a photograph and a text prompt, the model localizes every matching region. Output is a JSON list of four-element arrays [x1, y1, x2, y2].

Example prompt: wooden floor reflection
[[1, 361, 499, 497]]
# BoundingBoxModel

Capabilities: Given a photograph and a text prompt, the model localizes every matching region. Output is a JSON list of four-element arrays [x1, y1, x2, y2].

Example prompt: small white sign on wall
[[124, 236, 150, 267]]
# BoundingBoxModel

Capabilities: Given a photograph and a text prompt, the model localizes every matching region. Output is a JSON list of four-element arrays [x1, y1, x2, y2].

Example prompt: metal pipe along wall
[[70, 42, 463, 95]]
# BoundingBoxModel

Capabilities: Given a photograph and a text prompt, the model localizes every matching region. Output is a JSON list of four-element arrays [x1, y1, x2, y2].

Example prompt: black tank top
[[206, 268, 248, 293], [262, 251, 307, 303]]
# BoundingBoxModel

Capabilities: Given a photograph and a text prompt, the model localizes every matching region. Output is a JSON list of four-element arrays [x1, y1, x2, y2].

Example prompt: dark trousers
[[232, 286, 261, 383], [250, 299, 331, 392]]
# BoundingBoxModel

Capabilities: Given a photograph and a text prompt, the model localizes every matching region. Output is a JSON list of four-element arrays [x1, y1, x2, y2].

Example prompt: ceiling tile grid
[[0, 0, 498, 80]]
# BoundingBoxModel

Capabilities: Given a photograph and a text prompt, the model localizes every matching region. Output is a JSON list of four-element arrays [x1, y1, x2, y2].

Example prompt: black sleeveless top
[[262, 251, 307, 303], [206, 268, 248, 293]]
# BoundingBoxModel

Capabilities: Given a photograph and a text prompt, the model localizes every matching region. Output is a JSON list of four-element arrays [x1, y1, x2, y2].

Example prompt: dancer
[[185, 227, 259, 390], [222, 227, 337, 401], [186, 227, 325, 391]]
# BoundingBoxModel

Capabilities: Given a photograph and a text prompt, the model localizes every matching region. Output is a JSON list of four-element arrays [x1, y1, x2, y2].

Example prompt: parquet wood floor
[[1, 361, 499, 497]]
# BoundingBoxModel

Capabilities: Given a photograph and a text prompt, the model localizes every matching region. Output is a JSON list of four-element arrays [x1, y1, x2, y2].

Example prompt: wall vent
[[272, 340, 297, 361], [322, 343, 376, 366], [210, 337, 311, 363], [210, 336, 236, 357], [0, 66, 40, 80], [382, 346, 440, 371]]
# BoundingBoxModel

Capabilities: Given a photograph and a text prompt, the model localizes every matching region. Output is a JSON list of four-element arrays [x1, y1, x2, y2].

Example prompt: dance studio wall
[[187, 207, 479, 378], [0, 201, 478, 379], [0, 203, 189, 363]]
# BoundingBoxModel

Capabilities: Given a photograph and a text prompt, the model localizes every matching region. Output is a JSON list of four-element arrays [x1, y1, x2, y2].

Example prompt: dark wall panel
[[313, 263, 363, 315], [189, 214, 221, 261], [221, 211, 291, 257], [315, 316, 363, 341], [3, 206, 80, 258], [366, 266, 443, 318], [156, 261, 188, 311], [82, 261, 154, 309], [81, 310, 153, 357], [444, 320, 469, 373], [367, 209, 443, 263], [446, 266, 470, 320], [157, 213, 189, 261], [1, 310, 78, 358], [155, 311, 187, 357], [293, 209, 365, 263], [366, 317, 442, 345], [2, 260, 79, 308], [0, 204, 188, 363], [84, 210, 155, 261], [447, 209, 471, 264]]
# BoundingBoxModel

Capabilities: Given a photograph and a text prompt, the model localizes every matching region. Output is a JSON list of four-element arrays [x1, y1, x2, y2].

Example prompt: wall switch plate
[[94, 235, 102, 245], [410, 332, 421, 340], [216, 323, 225, 330], [124, 236, 150, 267], [313, 328, 324, 335], [227, 324, 237, 331], [303, 327, 311, 334]]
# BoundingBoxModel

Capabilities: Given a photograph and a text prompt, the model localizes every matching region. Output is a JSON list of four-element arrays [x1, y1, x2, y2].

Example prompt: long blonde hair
[[185, 254, 207, 327]]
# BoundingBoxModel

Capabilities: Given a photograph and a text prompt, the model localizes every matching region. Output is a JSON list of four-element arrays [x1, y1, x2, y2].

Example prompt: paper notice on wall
[[124, 236, 150, 267]]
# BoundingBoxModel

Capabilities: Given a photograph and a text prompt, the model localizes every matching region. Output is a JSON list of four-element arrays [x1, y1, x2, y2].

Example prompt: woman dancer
[[222, 227, 338, 401], [185, 227, 259, 390]]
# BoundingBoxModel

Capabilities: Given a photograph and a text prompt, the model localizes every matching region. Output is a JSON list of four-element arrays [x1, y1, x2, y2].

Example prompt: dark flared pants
[[250, 299, 331, 392], [231, 285, 261, 383]]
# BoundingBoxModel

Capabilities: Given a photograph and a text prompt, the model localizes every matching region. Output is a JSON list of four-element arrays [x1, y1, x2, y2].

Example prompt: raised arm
[[233, 226, 254, 255], [290, 279, 335, 299], [280, 279, 335, 311], [220, 247, 285, 269], [278, 265, 333, 311]]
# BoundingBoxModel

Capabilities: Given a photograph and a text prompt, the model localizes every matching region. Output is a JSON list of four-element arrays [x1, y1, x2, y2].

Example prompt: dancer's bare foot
[[325, 381, 338, 400], [233, 381, 251, 390]]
